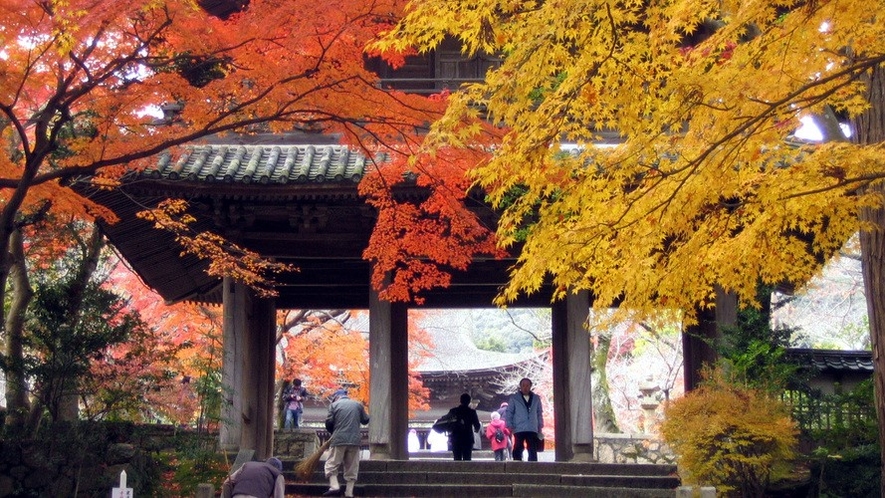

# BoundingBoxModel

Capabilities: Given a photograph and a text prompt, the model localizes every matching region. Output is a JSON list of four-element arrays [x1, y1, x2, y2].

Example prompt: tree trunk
[[0, 150, 46, 428], [55, 224, 105, 422], [854, 63, 885, 497], [3, 228, 33, 429], [682, 287, 737, 391], [591, 331, 619, 433]]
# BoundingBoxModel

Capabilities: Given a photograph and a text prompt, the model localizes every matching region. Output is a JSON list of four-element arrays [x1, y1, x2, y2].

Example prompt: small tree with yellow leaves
[[661, 369, 798, 497]]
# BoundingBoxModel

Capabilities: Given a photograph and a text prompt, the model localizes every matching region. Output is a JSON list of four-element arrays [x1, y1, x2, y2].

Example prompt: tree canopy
[[374, 0, 885, 324], [0, 0, 450, 428], [0, 0, 443, 302], [375, 0, 885, 491]]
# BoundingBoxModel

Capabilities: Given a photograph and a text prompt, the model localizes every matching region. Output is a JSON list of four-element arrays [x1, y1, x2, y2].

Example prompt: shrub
[[801, 379, 880, 498], [155, 448, 228, 497], [661, 369, 798, 497], [153, 430, 228, 497], [811, 443, 880, 498]]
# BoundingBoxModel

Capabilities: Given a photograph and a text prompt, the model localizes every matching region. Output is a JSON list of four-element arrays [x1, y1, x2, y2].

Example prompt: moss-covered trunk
[[855, 63, 885, 497], [591, 331, 619, 433]]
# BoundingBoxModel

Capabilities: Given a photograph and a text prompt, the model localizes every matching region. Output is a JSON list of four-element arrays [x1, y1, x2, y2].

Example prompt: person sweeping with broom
[[321, 388, 369, 497]]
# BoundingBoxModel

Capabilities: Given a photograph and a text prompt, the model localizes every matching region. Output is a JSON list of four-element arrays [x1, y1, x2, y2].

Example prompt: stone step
[[358, 459, 678, 477], [292, 469, 678, 487], [286, 482, 677, 497], [513, 485, 676, 497], [283, 457, 680, 496]]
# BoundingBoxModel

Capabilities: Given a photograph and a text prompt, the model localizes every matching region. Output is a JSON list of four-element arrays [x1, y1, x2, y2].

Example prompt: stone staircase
[[282, 453, 681, 497]]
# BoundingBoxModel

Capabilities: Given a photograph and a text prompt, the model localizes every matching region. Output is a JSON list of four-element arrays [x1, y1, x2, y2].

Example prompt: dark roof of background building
[[785, 348, 873, 373]]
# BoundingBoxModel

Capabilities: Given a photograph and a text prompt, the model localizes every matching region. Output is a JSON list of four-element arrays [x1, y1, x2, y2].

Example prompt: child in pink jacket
[[485, 411, 512, 461]]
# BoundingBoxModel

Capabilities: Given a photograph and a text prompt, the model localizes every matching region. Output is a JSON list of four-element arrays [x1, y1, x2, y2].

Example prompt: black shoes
[[322, 488, 343, 497]]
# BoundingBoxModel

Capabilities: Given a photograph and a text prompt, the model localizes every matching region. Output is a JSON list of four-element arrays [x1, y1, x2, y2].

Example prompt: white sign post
[[111, 470, 133, 498]]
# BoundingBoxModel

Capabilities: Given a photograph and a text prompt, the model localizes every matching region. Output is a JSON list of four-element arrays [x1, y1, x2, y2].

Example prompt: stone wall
[[274, 429, 322, 459], [0, 422, 214, 497], [0, 429, 158, 497], [594, 433, 677, 465]]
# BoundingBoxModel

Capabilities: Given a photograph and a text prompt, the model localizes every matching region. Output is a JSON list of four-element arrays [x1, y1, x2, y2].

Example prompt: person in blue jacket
[[504, 377, 544, 461]]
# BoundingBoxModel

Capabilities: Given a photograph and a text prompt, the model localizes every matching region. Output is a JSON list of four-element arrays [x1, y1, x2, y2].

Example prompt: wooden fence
[[782, 389, 875, 432]]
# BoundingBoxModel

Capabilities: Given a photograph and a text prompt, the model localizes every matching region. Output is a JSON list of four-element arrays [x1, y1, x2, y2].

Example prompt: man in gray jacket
[[504, 377, 544, 461], [323, 389, 370, 497]]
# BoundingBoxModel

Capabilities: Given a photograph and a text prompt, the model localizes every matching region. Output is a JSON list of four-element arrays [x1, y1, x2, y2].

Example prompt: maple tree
[[8, 219, 204, 428], [374, 0, 885, 489], [359, 147, 503, 303], [0, 213, 177, 430], [10, 218, 108, 425], [276, 309, 432, 416], [103, 256, 226, 426], [0, 0, 464, 425]]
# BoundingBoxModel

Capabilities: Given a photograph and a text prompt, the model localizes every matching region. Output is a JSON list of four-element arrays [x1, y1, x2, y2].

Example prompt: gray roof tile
[[144, 144, 368, 184], [785, 348, 873, 373]]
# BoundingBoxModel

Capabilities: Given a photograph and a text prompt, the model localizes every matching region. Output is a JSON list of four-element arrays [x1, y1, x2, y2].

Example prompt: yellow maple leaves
[[376, 0, 885, 322], [661, 368, 798, 492]]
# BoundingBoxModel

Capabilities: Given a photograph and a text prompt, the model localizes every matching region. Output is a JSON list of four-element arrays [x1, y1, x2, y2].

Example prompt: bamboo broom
[[295, 438, 332, 482]]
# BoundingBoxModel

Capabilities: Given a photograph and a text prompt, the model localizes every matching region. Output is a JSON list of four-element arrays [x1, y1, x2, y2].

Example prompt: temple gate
[[75, 131, 596, 462]]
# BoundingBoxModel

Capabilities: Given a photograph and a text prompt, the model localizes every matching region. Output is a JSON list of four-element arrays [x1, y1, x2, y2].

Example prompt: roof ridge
[[143, 143, 369, 184]]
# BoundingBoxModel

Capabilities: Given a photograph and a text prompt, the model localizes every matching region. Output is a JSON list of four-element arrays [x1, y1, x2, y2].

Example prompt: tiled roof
[[143, 143, 369, 184], [412, 310, 540, 373], [785, 348, 873, 373], [416, 331, 534, 374], [344, 310, 539, 373]]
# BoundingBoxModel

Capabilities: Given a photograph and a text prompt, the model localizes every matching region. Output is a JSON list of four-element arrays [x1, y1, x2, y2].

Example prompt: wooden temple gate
[[74, 131, 598, 462]]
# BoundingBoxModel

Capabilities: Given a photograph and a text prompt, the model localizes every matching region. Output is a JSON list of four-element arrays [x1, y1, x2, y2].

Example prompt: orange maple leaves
[[276, 309, 432, 413], [137, 199, 295, 297], [361, 145, 506, 303]]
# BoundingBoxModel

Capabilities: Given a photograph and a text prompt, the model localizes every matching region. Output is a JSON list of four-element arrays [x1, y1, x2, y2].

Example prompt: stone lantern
[[638, 376, 660, 434]]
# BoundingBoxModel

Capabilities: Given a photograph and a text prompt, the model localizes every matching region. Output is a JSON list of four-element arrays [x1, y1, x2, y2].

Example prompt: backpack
[[494, 427, 505, 442], [432, 411, 460, 434]]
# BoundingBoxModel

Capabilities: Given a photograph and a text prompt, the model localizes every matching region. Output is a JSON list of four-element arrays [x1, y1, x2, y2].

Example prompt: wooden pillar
[[220, 277, 245, 451], [551, 291, 594, 462], [241, 296, 276, 459], [220, 279, 277, 459], [683, 286, 737, 391], [368, 287, 409, 460]]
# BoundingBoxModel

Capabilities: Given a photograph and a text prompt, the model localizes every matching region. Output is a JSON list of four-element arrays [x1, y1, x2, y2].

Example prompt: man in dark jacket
[[221, 457, 285, 498], [323, 389, 370, 498], [447, 393, 481, 461]]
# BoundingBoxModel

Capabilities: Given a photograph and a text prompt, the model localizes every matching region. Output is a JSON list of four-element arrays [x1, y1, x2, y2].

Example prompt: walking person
[[221, 457, 286, 498], [496, 402, 512, 460], [485, 411, 512, 461], [446, 393, 481, 461], [282, 378, 308, 429], [323, 389, 370, 498], [504, 377, 544, 461]]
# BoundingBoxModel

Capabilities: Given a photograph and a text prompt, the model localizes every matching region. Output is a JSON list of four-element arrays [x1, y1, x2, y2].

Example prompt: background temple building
[[300, 310, 546, 449]]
